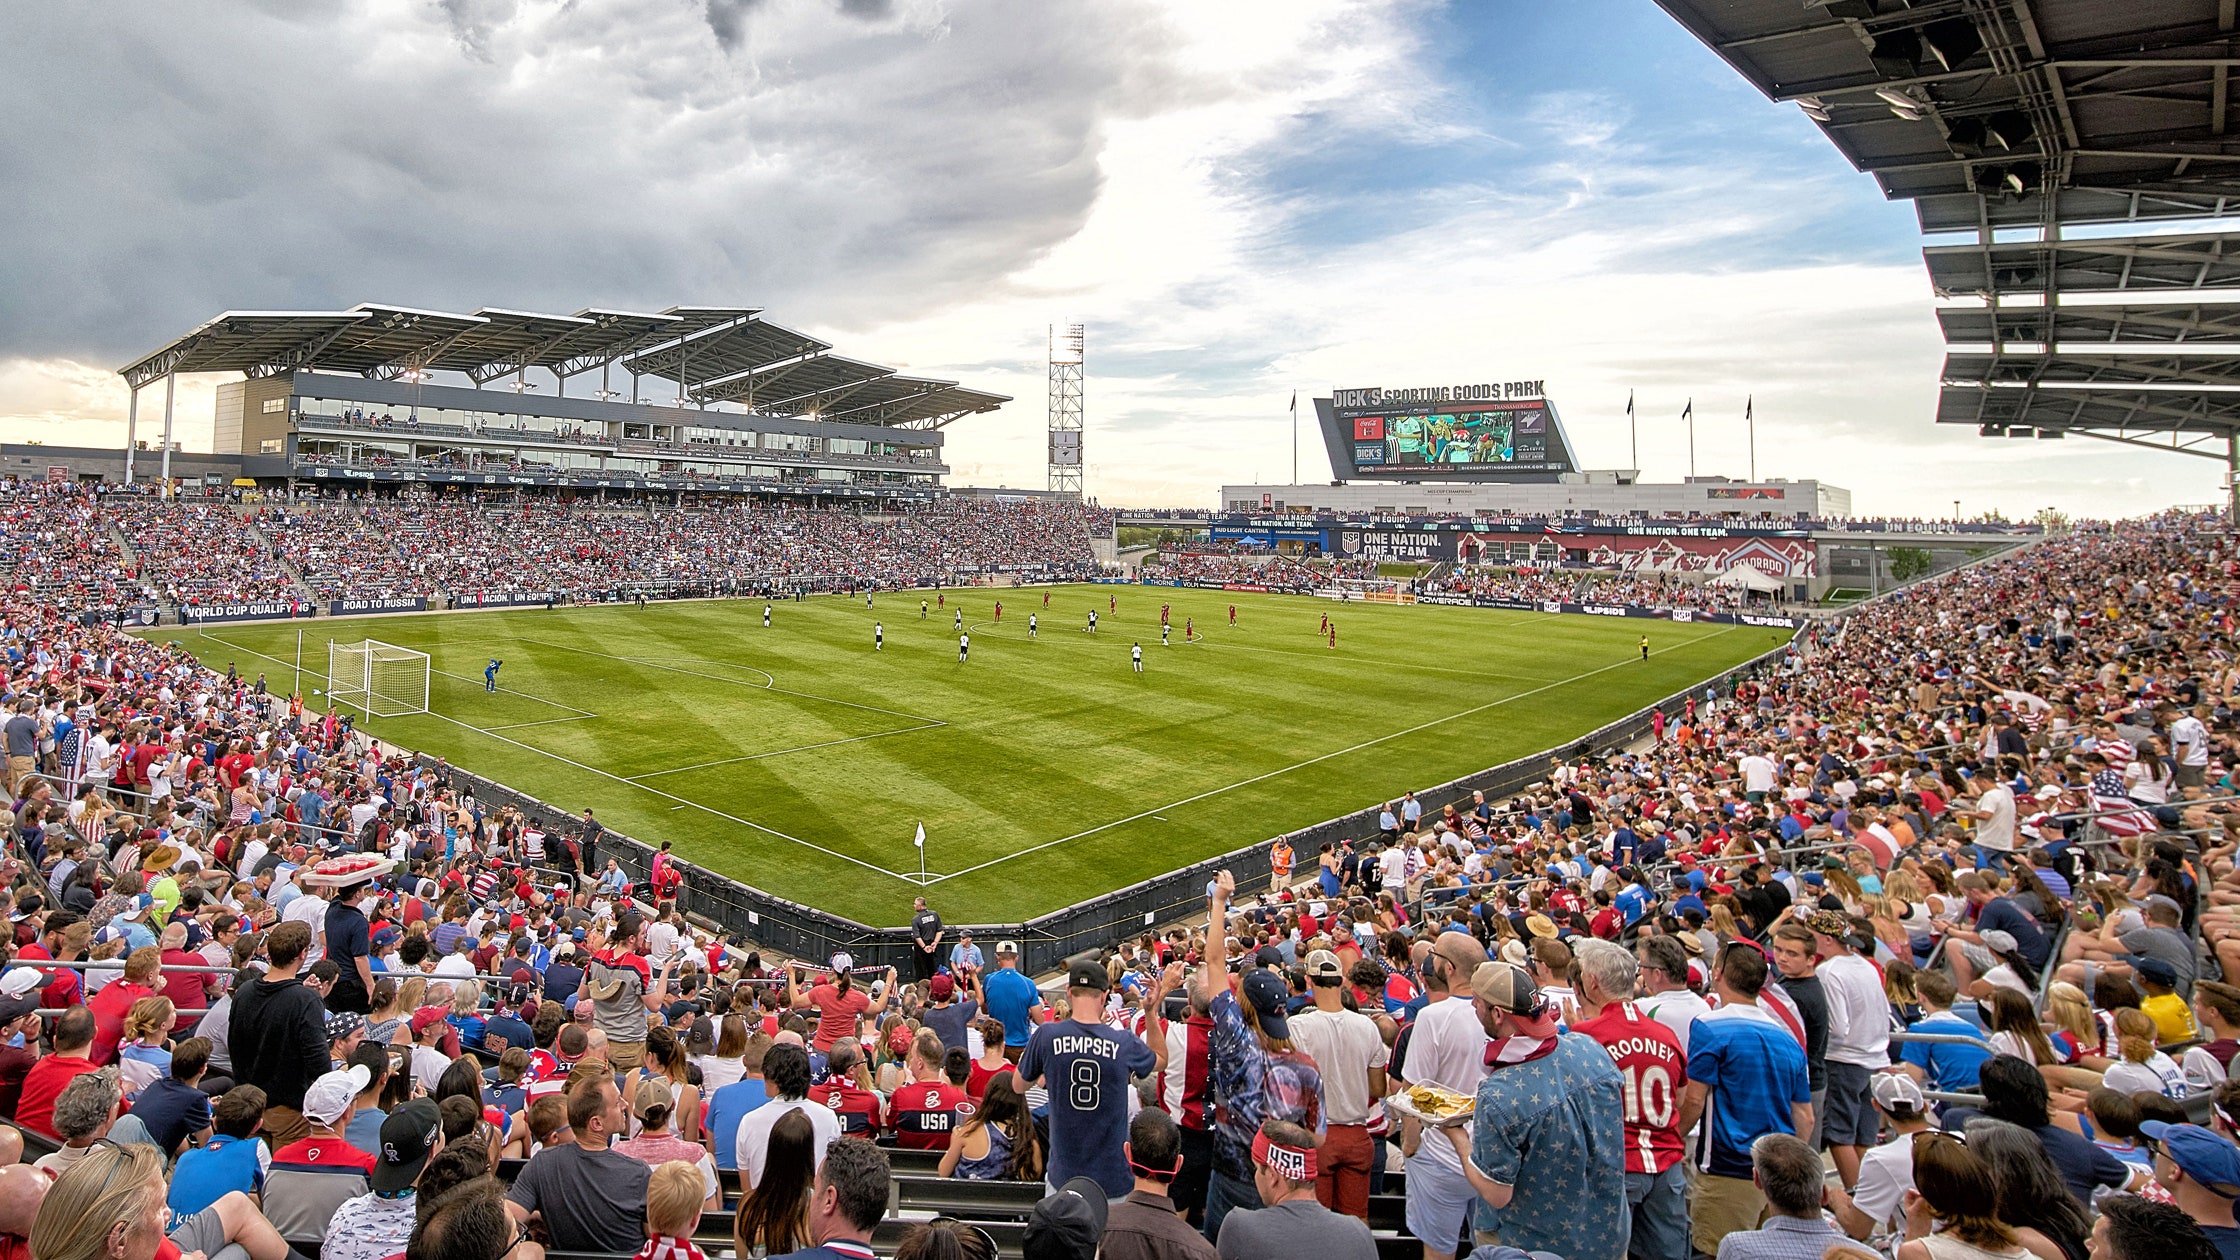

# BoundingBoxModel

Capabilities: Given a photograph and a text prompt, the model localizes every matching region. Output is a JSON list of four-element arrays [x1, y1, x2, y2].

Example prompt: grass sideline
[[152, 585, 1791, 925]]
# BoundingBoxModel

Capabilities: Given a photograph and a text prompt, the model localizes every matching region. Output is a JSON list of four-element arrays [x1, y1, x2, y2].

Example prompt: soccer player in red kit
[[1319, 612, 1329, 635], [1327, 625, 1336, 649], [994, 601, 1002, 622], [885, 1030, 972, 1149], [1161, 604, 1169, 625], [1228, 604, 1236, 626], [1110, 593, 1116, 612], [1043, 591, 1050, 608], [1184, 617, 1193, 641], [1568, 939, 1689, 1260]]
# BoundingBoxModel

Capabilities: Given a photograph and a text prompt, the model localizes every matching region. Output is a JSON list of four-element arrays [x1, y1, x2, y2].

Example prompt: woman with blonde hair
[[696, 1012, 751, 1093], [392, 975, 428, 1039], [115, 997, 178, 1096], [2101, 1007, 2186, 1099], [1709, 902, 1744, 945], [30, 1141, 289, 1260], [2041, 983, 2111, 1072]]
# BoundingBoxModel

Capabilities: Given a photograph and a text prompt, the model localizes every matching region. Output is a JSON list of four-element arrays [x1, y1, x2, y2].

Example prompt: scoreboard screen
[[1342, 400, 1552, 472]]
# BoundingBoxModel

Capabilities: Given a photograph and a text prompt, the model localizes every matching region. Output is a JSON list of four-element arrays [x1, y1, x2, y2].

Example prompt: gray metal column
[[123, 384, 140, 483], [159, 370, 177, 483]]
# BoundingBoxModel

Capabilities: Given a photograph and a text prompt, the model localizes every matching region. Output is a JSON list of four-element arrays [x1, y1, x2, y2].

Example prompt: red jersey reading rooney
[[1572, 1000, 1689, 1174], [885, 1081, 973, 1149]]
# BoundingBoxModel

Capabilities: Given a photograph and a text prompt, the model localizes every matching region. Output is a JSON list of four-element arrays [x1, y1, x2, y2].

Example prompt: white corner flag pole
[[915, 821, 927, 885]]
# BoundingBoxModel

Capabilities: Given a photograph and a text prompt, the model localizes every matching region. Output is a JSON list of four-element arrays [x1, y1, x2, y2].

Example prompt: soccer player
[[485, 659, 502, 693], [1327, 625, 1336, 649], [874, 622, 883, 651], [1042, 591, 1050, 608], [1320, 612, 1329, 635], [1028, 613, 1038, 639], [1184, 617, 1193, 641], [958, 632, 969, 663], [939, 592, 945, 607], [866, 592, 874, 608], [763, 603, 771, 628], [1132, 643, 1143, 673], [1161, 603, 1170, 625], [1639, 635, 1650, 661], [1161, 622, 1170, 646], [954, 608, 962, 631], [1089, 610, 1098, 633], [1110, 593, 1117, 613], [1228, 603, 1236, 626], [920, 599, 928, 620], [994, 601, 1002, 623]]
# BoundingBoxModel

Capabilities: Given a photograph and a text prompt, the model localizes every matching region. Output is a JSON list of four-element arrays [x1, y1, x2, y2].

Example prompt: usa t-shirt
[[1017, 1018, 1155, 1198], [1685, 1003, 1810, 1178], [886, 1080, 973, 1149]]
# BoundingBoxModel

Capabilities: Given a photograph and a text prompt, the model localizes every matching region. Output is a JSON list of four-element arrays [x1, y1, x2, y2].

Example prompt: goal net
[[328, 639, 431, 717]]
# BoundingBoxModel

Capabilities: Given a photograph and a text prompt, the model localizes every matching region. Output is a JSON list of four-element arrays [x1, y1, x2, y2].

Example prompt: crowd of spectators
[[0, 507, 2235, 1260], [1420, 566, 1765, 611]]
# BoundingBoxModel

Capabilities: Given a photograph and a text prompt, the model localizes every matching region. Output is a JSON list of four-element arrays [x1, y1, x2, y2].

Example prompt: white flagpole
[[1289, 391, 1298, 485], [915, 821, 927, 885]]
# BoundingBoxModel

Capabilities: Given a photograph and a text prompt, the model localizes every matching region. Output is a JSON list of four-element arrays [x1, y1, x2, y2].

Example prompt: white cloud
[[0, 0, 2222, 520]]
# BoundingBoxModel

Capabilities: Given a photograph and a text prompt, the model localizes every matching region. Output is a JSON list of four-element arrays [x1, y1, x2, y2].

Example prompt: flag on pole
[[1745, 396, 1753, 421], [914, 822, 926, 849], [1681, 399, 1693, 422], [1626, 391, 1634, 419], [1289, 390, 1297, 413]]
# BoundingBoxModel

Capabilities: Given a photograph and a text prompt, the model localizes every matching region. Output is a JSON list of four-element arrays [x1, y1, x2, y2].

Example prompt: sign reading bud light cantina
[[1324, 382, 1578, 480]]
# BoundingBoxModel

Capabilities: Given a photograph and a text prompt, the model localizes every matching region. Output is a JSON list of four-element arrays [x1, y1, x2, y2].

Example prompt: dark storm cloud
[[0, 0, 1182, 365]]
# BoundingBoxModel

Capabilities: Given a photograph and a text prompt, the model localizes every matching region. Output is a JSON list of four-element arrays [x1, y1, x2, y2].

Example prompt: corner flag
[[1680, 398, 1693, 422], [1626, 391, 1634, 419], [914, 822, 926, 849]]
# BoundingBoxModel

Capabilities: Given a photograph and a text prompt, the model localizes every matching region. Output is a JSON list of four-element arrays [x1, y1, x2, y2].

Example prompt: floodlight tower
[[1048, 323, 1084, 496]]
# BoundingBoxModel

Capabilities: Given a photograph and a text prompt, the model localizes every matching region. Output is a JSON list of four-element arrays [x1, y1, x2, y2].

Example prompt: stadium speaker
[[2007, 427, 2035, 439], [1945, 118, 1990, 158], [1982, 111, 2034, 151], [1869, 29, 1923, 80], [2035, 429, 2065, 440], [1920, 18, 1984, 71], [1979, 425, 2007, 438], [1992, 266, 2041, 288]]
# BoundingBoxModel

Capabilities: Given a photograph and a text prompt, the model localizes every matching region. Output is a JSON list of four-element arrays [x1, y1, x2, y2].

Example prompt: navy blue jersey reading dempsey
[[1018, 1018, 1157, 1198]]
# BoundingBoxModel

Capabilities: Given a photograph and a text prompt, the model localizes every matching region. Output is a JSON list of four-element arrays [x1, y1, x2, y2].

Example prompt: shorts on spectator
[[170, 1203, 250, 1260], [2177, 764, 2206, 789], [1822, 1061, 1879, 1147], [1960, 943, 1995, 974], [1689, 1169, 1764, 1256], [1625, 1164, 1690, 1260], [1404, 1153, 1477, 1258]]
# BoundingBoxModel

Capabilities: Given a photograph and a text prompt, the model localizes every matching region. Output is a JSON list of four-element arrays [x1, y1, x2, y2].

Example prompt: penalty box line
[[200, 633, 599, 722], [505, 636, 947, 727], [920, 625, 1746, 886], [201, 633, 919, 883]]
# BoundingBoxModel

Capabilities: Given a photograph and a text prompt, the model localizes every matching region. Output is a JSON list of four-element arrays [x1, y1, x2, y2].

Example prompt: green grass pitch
[[154, 586, 1791, 926]]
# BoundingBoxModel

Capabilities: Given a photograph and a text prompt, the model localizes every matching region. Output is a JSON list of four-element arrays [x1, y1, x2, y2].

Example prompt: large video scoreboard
[[1318, 381, 1577, 482]]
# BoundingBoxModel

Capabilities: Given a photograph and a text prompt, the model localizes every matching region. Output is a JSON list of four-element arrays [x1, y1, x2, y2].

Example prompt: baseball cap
[[0, 968, 41, 999], [1304, 949, 1344, 983], [1979, 929, 2019, 956], [995, 940, 1019, 956], [2132, 956, 2180, 987], [1222, 963, 1287, 1032], [2142, 1122, 2240, 1197], [1023, 1177, 1108, 1260], [1470, 961, 1548, 1018], [929, 974, 955, 999], [1066, 960, 1109, 992], [0, 994, 37, 1026], [303, 1065, 371, 1126], [1870, 1072, 1926, 1116], [371, 1099, 442, 1194], [409, 1005, 448, 1036], [830, 951, 854, 975]]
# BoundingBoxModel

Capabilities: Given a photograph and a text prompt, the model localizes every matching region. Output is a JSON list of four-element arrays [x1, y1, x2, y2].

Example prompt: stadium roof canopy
[[120, 302, 1006, 430], [1653, 0, 2240, 464]]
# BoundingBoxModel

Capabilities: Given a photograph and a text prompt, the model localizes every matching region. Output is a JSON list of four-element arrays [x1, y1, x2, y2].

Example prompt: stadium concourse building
[[1224, 384, 1852, 518], [105, 302, 1010, 500]]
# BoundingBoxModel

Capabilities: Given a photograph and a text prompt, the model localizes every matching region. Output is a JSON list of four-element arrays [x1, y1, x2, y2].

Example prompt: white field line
[[919, 626, 1746, 885], [484, 715, 599, 732], [201, 633, 595, 719]]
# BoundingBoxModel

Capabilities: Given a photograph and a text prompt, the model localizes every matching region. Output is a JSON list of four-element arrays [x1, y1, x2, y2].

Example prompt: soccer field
[[156, 586, 1792, 925]]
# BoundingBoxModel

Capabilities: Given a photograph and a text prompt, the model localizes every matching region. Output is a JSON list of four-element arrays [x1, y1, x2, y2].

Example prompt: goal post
[[327, 639, 431, 717]]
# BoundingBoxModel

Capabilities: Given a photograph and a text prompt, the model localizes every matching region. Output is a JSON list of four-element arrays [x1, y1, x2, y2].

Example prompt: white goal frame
[[328, 639, 431, 717]]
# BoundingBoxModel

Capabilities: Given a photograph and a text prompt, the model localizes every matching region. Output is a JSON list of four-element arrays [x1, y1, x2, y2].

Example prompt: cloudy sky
[[0, 0, 2222, 517]]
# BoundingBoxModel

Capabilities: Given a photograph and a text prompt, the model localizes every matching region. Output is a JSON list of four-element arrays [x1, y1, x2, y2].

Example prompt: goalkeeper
[[485, 658, 502, 693]]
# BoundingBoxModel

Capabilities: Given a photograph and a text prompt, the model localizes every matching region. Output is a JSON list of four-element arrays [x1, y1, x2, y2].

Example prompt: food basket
[[297, 855, 399, 890], [1386, 1083, 1476, 1128]]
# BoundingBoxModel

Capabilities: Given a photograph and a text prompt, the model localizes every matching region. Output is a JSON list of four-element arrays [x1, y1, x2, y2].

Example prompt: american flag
[[2087, 768, 2155, 838]]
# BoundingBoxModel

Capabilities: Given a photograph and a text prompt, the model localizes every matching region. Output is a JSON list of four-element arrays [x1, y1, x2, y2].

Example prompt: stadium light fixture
[[1798, 97, 1831, 122], [1874, 87, 1926, 122]]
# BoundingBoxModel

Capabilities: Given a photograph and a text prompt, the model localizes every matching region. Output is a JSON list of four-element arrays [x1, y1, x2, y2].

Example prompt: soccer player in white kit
[[875, 622, 883, 651], [1028, 613, 1038, 638], [1161, 622, 1170, 646], [1132, 642, 1143, 672], [763, 604, 771, 627], [955, 608, 962, 630], [958, 632, 969, 662]]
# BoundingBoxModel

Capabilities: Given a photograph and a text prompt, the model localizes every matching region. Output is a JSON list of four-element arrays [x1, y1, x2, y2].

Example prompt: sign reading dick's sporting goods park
[[1324, 382, 1577, 479]]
